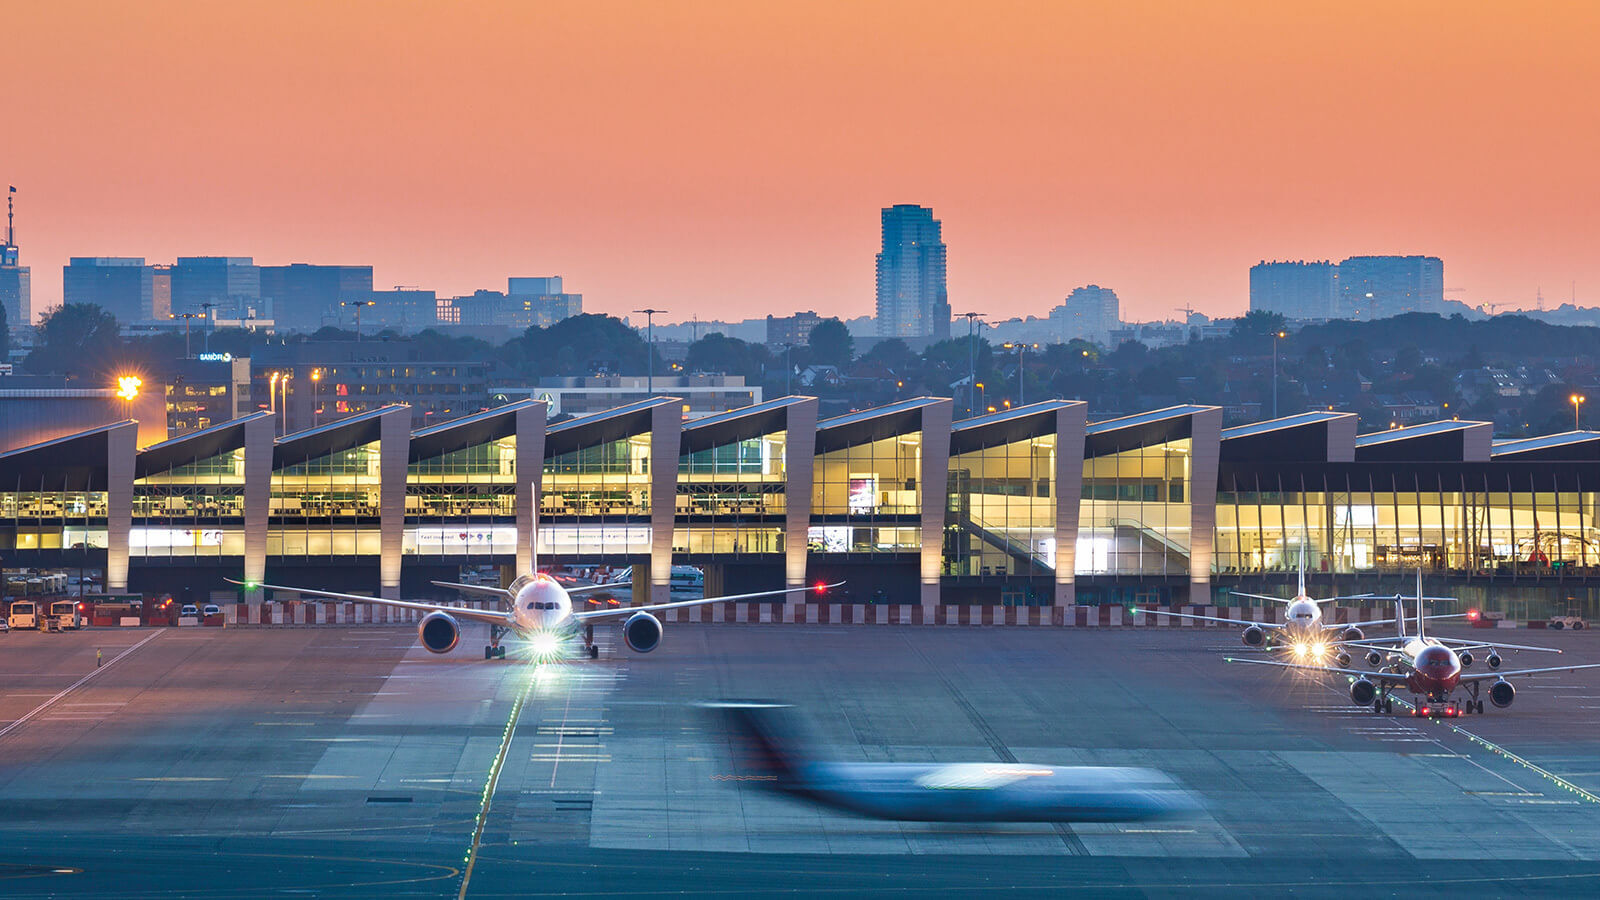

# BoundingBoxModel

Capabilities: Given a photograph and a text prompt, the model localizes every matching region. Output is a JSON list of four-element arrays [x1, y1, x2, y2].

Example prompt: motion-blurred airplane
[[231, 528, 839, 659], [701, 700, 1199, 822], [1226, 587, 1600, 717]]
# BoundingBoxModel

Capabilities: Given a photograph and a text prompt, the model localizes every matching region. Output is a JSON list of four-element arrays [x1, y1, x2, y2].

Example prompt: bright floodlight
[[531, 632, 561, 657], [115, 375, 142, 401]]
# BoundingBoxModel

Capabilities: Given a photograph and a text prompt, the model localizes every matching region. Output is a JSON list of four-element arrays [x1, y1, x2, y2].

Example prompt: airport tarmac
[[2, 621, 1600, 897]]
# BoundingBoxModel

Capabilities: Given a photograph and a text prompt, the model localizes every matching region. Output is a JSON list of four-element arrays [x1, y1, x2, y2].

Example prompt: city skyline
[[7, 3, 1600, 325]]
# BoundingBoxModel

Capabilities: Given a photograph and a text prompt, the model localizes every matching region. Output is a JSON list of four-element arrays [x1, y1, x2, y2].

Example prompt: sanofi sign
[[197, 352, 233, 362]]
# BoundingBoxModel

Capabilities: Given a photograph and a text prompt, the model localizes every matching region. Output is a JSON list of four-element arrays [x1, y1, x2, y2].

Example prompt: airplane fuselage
[[507, 574, 575, 634]]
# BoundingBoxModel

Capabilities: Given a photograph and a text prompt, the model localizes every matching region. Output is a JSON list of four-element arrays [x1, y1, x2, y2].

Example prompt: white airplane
[[231, 537, 841, 659], [1133, 552, 1418, 664], [1228, 588, 1600, 717]]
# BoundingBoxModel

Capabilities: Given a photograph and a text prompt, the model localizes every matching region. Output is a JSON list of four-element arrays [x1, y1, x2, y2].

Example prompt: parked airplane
[[1226, 590, 1600, 717], [231, 541, 840, 660], [702, 701, 1199, 822]]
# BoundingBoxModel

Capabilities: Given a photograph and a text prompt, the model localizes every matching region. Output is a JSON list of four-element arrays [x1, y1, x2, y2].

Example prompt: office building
[[250, 340, 491, 433], [163, 354, 254, 435], [1250, 260, 1336, 320], [766, 310, 823, 348], [363, 288, 438, 333], [1049, 285, 1120, 345], [1336, 255, 1444, 320], [875, 205, 950, 342], [259, 263, 374, 332], [438, 278, 583, 331], [63, 258, 156, 323], [170, 257, 260, 319]]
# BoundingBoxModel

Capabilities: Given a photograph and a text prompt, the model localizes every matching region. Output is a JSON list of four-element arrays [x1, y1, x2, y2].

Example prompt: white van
[[8, 600, 38, 630]]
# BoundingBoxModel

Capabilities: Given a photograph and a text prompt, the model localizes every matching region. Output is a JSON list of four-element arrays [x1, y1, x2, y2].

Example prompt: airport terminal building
[[3, 397, 1599, 617]]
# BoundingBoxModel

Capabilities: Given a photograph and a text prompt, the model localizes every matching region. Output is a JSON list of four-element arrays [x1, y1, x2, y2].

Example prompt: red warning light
[[814, 582, 827, 594], [1467, 609, 1480, 622]]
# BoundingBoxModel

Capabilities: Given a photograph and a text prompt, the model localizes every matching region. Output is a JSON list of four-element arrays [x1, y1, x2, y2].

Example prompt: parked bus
[[7, 600, 38, 630], [50, 599, 83, 629]]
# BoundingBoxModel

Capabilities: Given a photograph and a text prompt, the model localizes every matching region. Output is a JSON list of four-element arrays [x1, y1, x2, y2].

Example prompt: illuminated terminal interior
[[3, 397, 1600, 616]]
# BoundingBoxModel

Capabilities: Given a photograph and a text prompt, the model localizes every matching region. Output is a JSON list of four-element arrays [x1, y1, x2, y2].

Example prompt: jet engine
[[1366, 650, 1383, 666], [1458, 650, 1474, 668], [1489, 679, 1515, 708], [418, 611, 461, 654], [1487, 653, 1502, 670], [1350, 678, 1377, 705], [1335, 651, 1352, 668], [623, 611, 663, 653], [1241, 625, 1266, 647], [1341, 627, 1365, 642]]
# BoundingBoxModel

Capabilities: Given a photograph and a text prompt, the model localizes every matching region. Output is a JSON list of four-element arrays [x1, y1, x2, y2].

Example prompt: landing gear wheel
[[588, 645, 599, 659], [1462, 701, 1471, 715], [1383, 698, 1393, 714], [1476, 700, 1485, 714], [496, 646, 507, 659], [1373, 698, 1383, 714], [484, 646, 493, 660]]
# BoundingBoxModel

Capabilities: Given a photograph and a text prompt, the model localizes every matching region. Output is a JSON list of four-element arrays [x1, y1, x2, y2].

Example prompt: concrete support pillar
[[917, 399, 954, 609], [1053, 402, 1088, 608], [648, 402, 683, 607], [241, 412, 274, 604], [1188, 407, 1223, 601], [515, 400, 547, 576], [105, 422, 137, 593], [378, 406, 411, 599], [782, 398, 819, 601]]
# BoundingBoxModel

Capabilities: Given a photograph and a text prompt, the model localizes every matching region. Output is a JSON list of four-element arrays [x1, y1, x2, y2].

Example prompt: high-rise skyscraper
[[1250, 260, 1337, 320], [1049, 285, 1121, 345], [1335, 255, 1444, 320], [0, 187, 30, 329], [64, 258, 156, 322], [875, 204, 950, 341]]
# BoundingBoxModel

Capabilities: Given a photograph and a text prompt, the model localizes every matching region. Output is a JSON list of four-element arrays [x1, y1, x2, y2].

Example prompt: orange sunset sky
[[7, 1, 1600, 325]]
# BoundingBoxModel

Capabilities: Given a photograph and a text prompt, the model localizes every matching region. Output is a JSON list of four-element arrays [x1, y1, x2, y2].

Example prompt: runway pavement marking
[[0, 629, 162, 742], [546, 675, 579, 787], [457, 661, 537, 900]]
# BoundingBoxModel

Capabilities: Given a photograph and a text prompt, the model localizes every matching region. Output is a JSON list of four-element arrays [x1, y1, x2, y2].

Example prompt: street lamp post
[[173, 312, 203, 358], [279, 372, 292, 434], [1002, 342, 1039, 407], [783, 343, 793, 396], [956, 311, 984, 418], [633, 308, 667, 396], [311, 368, 323, 427], [1272, 330, 1287, 419], [199, 302, 216, 353], [976, 382, 985, 417], [341, 299, 376, 341], [1572, 393, 1586, 431]]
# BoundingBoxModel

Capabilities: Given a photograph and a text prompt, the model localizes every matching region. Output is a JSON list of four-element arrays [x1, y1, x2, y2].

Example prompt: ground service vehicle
[[8, 600, 38, 630], [50, 600, 82, 629]]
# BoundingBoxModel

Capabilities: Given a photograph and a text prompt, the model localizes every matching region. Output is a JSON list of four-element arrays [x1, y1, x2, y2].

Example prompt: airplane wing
[[225, 579, 514, 627], [1419, 638, 1560, 653], [564, 582, 629, 596], [1228, 592, 1296, 604], [1328, 612, 1466, 631], [430, 581, 514, 601], [1459, 663, 1600, 682], [573, 582, 844, 622], [1132, 608, 1281, 629], [1223, 656, 1411, 682]]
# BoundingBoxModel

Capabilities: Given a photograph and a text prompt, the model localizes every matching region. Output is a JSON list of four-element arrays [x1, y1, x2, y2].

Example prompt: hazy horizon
[[8, 1, 1599, 325]]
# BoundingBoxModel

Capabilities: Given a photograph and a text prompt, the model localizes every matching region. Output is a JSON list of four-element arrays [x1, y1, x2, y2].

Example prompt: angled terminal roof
[[1355, 419, 1493, 462], [680, 395, 814, 455], [1491, 431, 1600, 461], [544, 396, 680, 457], [137, 411, 272, 479], [0, 421, 135, 489], [1221, 410, 1357, 463], [816, 397, 947, 453], [1085, 404, 1218, 455], [409, 399, 540, 463], [273, 405, 407, 468], [950, 400, 1083, 455]]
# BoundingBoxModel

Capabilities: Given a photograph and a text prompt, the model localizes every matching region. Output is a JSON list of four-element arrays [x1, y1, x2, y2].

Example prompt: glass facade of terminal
[[404, 435, 517, 556], [0, 485, 109, 551], [132, 447, 246, 557], [1215, 468, 1600, 578], [810, 433, 921, 554], [268, 439, 382, 556], [1078, 437, 1192, 576], [674, 430, 787, 556], [945, 433, 1056, 577], [539, 434, 653, 556]]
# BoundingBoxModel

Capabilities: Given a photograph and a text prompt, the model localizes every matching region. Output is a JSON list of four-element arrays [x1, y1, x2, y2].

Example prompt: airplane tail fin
[[1415, 569, 1426, 642], [1297, 539, 1307, 598], [1395, 593, 1407, 640], [700, 700, 809, 791]]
